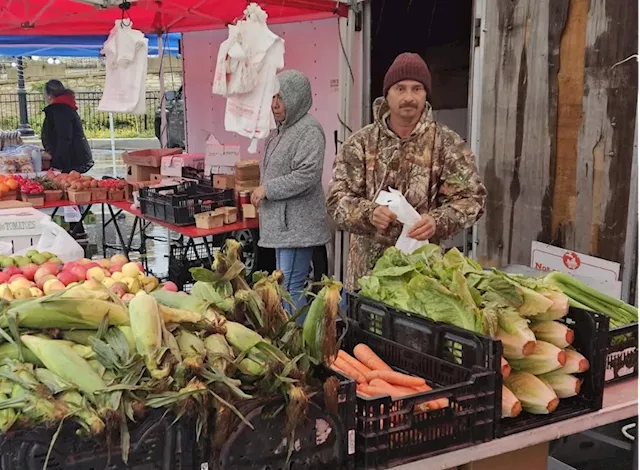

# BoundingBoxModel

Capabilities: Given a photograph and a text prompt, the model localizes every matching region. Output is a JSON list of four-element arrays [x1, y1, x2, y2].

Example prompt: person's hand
[[42, 151, 51, 158], [407, 214, 436, 241], [372, 206, 397, 231], [250, 186, 266, 207]]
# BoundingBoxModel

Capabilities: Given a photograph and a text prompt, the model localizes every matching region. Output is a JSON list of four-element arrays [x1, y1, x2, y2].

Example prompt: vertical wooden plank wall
[[476, 0, 638, 280]]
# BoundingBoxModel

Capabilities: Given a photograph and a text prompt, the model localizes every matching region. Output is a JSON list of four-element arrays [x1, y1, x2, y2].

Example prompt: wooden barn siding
[[477, 0, 638, 273]]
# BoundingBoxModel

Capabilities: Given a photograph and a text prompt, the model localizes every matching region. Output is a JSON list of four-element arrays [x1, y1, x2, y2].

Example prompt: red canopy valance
[[0, 0, 348, 35]]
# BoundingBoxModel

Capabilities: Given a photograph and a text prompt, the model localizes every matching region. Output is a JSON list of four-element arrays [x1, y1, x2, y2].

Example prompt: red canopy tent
[[0, 0, 348, 35]]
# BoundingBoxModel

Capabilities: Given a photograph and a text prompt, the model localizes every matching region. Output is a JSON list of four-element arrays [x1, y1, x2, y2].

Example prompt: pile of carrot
[[332, 344, 449, 410]]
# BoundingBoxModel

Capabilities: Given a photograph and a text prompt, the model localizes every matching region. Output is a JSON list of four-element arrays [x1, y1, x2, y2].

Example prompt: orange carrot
[[353, 344, 393, 371], [338, 350, 372, 375], [412, 384, 433, 393], [368, 379, 415, 398], [365, 370, 426, 388], [412, 384, 449, 409], [501, 357, 511, 379], [333, 357, 367, 384], [358, 384, 388, 397], [356, 383, 373, 397]]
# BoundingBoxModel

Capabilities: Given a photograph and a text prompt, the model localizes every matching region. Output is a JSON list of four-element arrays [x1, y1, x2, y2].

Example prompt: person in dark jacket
[[41, 80, 94, 174]]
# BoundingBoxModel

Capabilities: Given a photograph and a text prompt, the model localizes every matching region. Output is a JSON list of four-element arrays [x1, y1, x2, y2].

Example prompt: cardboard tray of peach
[[0, 171, 126, 204]]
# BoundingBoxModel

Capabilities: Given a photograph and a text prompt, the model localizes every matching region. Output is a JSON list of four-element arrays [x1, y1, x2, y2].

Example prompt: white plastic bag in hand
[[375, 188, 429, 254]]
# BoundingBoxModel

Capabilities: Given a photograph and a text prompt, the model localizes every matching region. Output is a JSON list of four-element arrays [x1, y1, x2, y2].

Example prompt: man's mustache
[[400, 102, 418, 109]]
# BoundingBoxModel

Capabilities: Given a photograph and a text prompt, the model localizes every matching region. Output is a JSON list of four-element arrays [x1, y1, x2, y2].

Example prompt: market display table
[[392, 379, 638, 470], [103, 200, 259, 282], [35, 199, 110, 235]]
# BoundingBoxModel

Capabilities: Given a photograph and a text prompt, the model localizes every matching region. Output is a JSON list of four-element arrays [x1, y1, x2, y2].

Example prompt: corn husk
[[21, 335, 107, 399], [302, 278, 342, 365], [204, 334, 234, 372], [5, 294, 129, 329], [128, 292, 170, 379]]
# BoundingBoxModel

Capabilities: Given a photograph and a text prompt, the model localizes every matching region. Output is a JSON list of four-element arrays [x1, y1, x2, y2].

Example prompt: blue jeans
[[276, 247, 314, 323]]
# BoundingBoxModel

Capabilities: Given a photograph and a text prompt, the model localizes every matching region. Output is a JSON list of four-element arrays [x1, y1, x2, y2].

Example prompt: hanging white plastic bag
[[14, 220, 84, 262], [375, 188, 429, 254]]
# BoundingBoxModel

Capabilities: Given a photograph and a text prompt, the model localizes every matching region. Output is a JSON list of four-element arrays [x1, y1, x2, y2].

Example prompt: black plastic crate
[[342, 322, 497, 469], [347, 293, 502, 371], [496, 307, 608, 436], [213, 369, 356, 470], [605, 323, 638, 383], [139, 181, 234, 226], [168, 241, 213, 290], [348, 294, 608, 439], [0, 410, 203, 470]]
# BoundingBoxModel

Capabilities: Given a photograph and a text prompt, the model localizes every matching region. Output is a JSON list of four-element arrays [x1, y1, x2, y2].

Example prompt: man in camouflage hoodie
[[327, 53, 487, 292]]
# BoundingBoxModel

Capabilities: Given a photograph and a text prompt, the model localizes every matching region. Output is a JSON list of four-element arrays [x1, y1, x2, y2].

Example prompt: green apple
[[0, 256, 14, 268], [40, 252, 54, 260], [14, 256, 31, 268], [49, 257, 62, 265], [30, 254, 47, 265], [26, 249, 39, 258]]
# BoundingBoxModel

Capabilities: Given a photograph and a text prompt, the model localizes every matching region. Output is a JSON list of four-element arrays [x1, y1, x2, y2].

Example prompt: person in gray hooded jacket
[[251, 70, 330, 318]]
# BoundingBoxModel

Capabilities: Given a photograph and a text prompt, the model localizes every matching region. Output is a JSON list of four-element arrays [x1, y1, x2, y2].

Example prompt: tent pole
[[158, 33, 167, 148], [109, 112, 116, 177]]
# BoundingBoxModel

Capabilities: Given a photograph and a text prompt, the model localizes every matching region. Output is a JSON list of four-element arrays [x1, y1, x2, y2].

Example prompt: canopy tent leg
[[158, 33, 167, 148], [108, 112, 116, 177]]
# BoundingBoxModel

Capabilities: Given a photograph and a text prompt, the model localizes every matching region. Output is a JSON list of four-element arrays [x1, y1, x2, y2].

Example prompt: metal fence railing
[[0, 91, 160, 138]]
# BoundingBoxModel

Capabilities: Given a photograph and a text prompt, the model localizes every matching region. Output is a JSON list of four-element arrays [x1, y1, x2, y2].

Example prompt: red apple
[[5, 266, 21, 277], [36, 274, 56, 290], [109, 263, 124, 274], [162, 281, 178, 292], [70, 265, 88, 282], [84, 262, 100, 271], [77, 258, 92, 265], [9, 274, 26, 283], [0, 272, 9, 284], [20, 263, 39, 281], [137, 262, 144, 272], [57, 271, 78, 286], [41, 261, 60, 275], [63, 261, 78, 272]]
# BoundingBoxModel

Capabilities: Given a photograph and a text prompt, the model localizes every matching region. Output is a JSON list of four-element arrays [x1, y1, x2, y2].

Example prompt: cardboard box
[[150, 173, 163, 182], [126, 164, 158, 183], [213, 174, 235, 190], [235, 160, 260, 181], [205, 135, 241, 173], [122, 148, 182, 167], [0, 207, 51, 253], [235, 180, 260, 191], [242, 204, 257, 219], [161, 153, 205, 177], [209, 165, 235, 176]]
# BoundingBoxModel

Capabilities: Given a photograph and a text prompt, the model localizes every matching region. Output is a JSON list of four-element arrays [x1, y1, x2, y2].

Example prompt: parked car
[[155, 86, 185, 149]]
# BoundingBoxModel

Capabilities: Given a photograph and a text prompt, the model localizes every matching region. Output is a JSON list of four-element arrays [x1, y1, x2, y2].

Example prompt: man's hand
[[372, 206, 397, 231], [250, 186, 266, 207], [407, 214, 436, 241]]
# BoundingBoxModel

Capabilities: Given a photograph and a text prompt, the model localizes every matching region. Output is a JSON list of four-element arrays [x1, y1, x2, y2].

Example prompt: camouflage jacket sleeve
[[326, 135, 378, 236], [428, 127, 487, 240]]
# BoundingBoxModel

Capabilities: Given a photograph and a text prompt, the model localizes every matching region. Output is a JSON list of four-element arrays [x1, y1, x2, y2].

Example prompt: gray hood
[[277, 70, 312, 128]]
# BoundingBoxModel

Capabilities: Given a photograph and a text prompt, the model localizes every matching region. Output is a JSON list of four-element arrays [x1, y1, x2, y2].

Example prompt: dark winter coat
[[41, 95, 94, 174]]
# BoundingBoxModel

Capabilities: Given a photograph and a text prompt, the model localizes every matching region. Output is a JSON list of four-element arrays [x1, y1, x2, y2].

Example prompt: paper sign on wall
[[530, 241, 622, 299]]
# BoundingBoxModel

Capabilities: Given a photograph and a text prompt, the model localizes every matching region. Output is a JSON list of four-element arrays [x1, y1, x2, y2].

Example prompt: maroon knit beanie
[[383, 53, 432, 97]]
